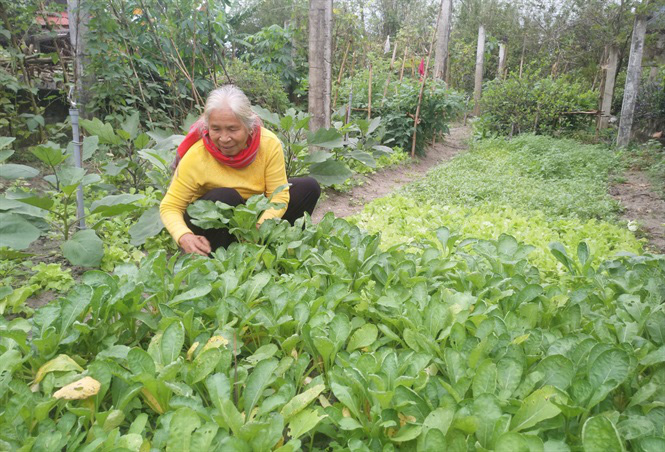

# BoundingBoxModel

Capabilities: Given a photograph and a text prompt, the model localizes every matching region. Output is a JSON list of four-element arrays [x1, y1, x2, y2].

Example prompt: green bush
[[225, 60, 292, 114], [478, 70, 597, 136], [336, 67, 465, 155]]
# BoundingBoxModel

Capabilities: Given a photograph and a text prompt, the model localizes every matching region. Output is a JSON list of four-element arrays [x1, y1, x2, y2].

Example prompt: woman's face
[[208, 108, 250, 156]]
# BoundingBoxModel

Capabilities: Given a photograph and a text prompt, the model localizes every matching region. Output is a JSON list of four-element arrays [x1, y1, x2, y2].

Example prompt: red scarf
[[176, 119, 261, 169]]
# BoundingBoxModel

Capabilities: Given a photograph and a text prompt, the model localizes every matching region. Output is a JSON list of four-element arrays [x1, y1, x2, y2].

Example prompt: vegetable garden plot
[[1, 214, 664, 450]]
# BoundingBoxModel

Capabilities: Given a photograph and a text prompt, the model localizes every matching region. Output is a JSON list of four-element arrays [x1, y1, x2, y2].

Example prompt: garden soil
[[611, 171, 665, 254], [312, 123, 471, 222]]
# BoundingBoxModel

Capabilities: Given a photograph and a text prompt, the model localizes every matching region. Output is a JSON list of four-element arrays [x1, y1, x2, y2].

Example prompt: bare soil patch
[[312, 123, 471, 222], [611, 171, 665, 253]]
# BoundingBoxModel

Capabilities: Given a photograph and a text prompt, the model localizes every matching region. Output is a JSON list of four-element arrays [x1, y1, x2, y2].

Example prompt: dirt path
[[312, 123, 471, 222], [611, 171, 665, 254]]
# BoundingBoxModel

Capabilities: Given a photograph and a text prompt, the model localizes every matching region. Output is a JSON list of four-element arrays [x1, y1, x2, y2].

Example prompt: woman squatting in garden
[[160, 85, 321, 256]]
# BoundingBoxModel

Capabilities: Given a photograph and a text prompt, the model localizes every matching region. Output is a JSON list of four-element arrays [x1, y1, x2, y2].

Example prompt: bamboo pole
[[411, 4, 442, 158], [367, 64, 373, 120], [332, 40, 351, 108], [381, 40, 399, 106], [399, 47, 408, 82]]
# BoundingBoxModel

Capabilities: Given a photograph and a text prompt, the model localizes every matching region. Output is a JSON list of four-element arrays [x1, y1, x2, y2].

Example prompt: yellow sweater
[[160, 127, 289, 244]]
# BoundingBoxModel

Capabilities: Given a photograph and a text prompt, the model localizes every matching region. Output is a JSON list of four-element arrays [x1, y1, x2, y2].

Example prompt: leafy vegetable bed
[[1, 214, 664, 451]]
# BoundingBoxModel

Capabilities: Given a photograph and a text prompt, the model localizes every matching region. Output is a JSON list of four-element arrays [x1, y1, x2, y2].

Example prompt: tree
[[598, 45, 619, 129], [617, 13, 648, 146], [473, 24, 485, 115], [308, 0, 333, 131], [67, 0, 92, 117], [434, 0, 452, 80]]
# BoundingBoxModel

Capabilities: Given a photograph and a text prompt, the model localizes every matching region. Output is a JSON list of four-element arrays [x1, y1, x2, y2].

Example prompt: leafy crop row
[[353, 196, 642, 276], [1, 210, 664, 450], [404, 135, 621, 221]]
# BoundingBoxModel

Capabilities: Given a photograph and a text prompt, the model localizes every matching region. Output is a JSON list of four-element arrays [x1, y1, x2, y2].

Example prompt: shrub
[[225, 60, 292, 114], [479, 70, 597, 136], [336, 67, 465, 155]]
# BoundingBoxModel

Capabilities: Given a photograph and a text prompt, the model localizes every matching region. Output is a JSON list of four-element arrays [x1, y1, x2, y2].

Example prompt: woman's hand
[[179, 233, 212, 256]]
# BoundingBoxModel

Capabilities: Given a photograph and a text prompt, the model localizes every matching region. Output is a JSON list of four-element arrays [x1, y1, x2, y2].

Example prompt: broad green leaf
[[80, 118, 124, 145], [0, 212, 41, 249], [128, 348, 156, 376], [331, 382, 361, 419], [0, 149, 14, 163], [307, 127, 343, 148], [303, 150, 332, 164], [390, 424, 422, 442], [308, 160, 352, 186], [346, 150, 376, 168], [243, 358, 279, 416], [617, 416, 655, 440], [510, 386, 562, 432], [161, 321, 185, 365], [90, 194, 144, 216], [497, 358, 523, 399], [287, 408, 325, 439], [82, 135, 99, 161], [472, 360, 497, 397], [582, 416, 625, 452], [31, 142, 67, 166], [130, 206, 164, 246], [190, 423, 219, 451], [280, 384, 325, 420], [577, 242, 590, 266], [543, 439, 571, 452], [536, 355, 574, 390], [166, 407, 201, 452], [121, 111, 140, 139], [253, 106, 280, 127], [587, 349, 630, 408], [473, 394, 503, 448], [189, 348, 221, 384], [62, 230, 104, 267], [170, 285, 212, 306], [15, 195, 54, 211], [0, 137, 15, 150], [640, 346, 665, 366], [347, 323, 378, 352], [0, 163, 39, 179], [33, 354, 84, 384], [495, 432, 530, 452]]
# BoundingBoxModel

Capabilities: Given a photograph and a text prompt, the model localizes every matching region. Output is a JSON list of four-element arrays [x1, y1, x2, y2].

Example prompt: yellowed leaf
[[186, 342, 200, 361], [202, 335, 228, 352], [512, 333, 531, 345], [342, 407, 351, 418], [319, 394, 331, 408], [398, 413, 416, 427], [53, 376, 100, 400], [141, 388, 164, 414], [34, 354, 84, 384], [290, 349, 298, 360]]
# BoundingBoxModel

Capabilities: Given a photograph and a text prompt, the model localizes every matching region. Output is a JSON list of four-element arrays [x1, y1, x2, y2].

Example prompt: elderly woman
[[160, 85, 321, 256]]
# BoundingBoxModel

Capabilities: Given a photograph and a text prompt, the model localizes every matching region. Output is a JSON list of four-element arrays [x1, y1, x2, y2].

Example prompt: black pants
[[184, 177, 321, 250]]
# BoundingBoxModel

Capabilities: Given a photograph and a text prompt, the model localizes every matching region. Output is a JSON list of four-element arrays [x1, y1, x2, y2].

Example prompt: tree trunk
[[598, 45, 619, 130], [497, 43, 507, 79], [67, 0, 92, 117], [473, 24, 485, 116], [308, 0, 333, 132], [433, 0, 452, 80], [617, 15, 647, 147]]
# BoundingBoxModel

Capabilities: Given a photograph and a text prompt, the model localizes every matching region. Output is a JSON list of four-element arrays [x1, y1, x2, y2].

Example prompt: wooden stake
[[411, 5, 442, 158], [399, 47, 408, 82], [367, 64, 373, 120]]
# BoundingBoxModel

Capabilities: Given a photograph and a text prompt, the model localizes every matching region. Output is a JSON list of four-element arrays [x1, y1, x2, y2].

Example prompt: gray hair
[[203, 85, 258, 132]]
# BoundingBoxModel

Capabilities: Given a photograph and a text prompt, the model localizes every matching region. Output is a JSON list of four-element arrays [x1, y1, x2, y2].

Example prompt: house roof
[[35, 11, 69, 28]]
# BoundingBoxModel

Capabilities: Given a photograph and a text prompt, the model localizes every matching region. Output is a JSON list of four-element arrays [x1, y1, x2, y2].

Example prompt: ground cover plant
[[404, 134, 621, 221], [1, 205, 664, 450], [353, 196, 643, 276]]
